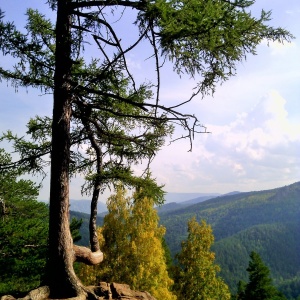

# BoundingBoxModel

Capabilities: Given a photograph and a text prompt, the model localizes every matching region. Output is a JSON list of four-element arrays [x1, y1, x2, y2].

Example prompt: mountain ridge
[[158, 181, 300, 295], [70, 181, 300, 297]]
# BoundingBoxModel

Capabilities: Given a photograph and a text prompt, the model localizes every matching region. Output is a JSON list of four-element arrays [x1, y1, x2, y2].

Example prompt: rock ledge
[[95, 282, 156, 299], [0, 282, 156, 300]]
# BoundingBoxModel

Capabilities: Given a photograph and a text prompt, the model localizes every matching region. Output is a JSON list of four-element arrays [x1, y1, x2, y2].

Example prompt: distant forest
[[73, 182, 300, 298], [158, 182, 300, 298]]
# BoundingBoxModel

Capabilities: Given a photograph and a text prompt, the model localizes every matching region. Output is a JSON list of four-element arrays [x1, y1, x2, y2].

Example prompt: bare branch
[[147, 23, 161, 117]]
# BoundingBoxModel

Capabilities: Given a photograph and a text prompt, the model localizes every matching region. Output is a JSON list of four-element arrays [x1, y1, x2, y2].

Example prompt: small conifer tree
[[242, 251, 286, 300]]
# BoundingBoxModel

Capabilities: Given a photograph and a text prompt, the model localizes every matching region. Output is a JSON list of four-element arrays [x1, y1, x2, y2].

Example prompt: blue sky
[[0, 0, 299, 201]]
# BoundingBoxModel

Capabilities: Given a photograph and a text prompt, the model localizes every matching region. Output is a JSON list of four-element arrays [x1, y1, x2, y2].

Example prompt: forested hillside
[[159, 182, 300, 296], [70, 211, 104, 246], [70, 200, 107, 214], [70, 182, 300, 298]]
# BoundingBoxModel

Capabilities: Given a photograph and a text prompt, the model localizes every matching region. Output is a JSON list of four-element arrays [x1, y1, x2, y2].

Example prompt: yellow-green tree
[[174, 217, 230, 300], [129, 190, 176, 300], [78, 186, 176, 300]]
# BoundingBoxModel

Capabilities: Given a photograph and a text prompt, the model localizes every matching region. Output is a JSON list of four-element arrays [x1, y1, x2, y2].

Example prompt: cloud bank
[[151, 91, 300, 194]]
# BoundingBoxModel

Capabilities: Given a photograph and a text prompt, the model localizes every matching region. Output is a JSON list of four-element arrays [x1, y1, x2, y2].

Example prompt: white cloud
[[1, 0, 299, 199], [265, 40, 297, 56], [126, 56, 142, 70], [151, 90, 300, 193], [286, 9, 300, 15], [213, 91, 299, 160]]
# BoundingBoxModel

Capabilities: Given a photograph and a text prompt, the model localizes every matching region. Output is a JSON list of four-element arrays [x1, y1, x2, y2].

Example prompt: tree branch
[[70, 0, 145, 10], [73, 245, 103, 265]]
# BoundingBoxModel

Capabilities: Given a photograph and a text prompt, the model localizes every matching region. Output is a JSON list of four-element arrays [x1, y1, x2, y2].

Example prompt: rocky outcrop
[[0, 283, 156, 300], [93, 282, 156, 299]]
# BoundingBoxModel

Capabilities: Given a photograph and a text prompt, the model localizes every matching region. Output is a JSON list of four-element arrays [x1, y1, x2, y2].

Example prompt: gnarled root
[[0, 283, 156, 300], [1, 286, 50, 300]]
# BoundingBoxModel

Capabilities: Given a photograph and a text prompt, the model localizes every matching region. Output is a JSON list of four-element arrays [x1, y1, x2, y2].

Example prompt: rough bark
[[47, 1, 104, 297], [89, 187, 101, 252], [47, 0, 83, 297], [79, 107, 103, 253]]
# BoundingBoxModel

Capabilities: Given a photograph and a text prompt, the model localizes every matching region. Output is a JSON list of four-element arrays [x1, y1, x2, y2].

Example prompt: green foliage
[[0, 149, 83, 296], [235, 280, 247, 300], [70, 217, 83, 243], [214, 222, 300, 293], [174, 217, 230, 300], [0, 8, 172, 204], [237, 251, 286, 300], [158, 182, 300, 297], [78, 186, 176, 300], [277, 276, 300, 300], [70, 211, 104, 246], [0, 0, 295, 295], [0, 149, 48, 296], [162, 237, 173, 274], [0, 0, 294, 187], [0, 8, 55, 91], [139, 0, 293, 94]]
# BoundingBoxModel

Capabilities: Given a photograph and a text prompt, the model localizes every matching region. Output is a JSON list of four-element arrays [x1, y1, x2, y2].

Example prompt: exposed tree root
[[1, 286, 50, 300], [0, 282, 156, 300]]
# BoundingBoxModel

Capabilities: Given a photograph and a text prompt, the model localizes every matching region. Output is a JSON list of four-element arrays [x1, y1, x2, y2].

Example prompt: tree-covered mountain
[[158, 182, 300, 297], [70, 182, 300, 298], [67, 193, 221, 215], [156, 195, 220, 213], [163, 193, 220, 204], [70, 211, 104, 247], [214, 222, 300, 297]]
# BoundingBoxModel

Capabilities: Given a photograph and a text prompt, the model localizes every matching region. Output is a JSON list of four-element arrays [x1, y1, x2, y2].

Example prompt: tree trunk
[[90, 186, 101, 252], [87, 128, 102, 253], [79, 105, 103, 253], [47, 0, 83, 297]]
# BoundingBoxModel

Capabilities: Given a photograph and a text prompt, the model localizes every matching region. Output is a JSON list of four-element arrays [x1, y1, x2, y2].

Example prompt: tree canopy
[[174, 217, 231, 300], [0, 0, 293, 298], [79, 186, 176, 300], [239, 251, 287, 300], [0, 149, 48, 296]]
